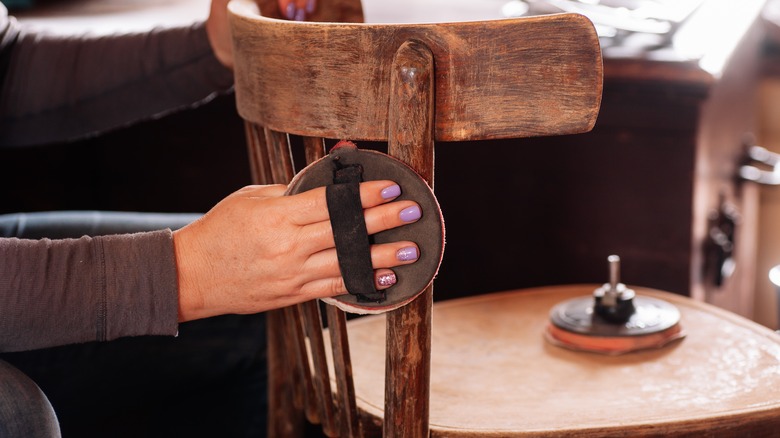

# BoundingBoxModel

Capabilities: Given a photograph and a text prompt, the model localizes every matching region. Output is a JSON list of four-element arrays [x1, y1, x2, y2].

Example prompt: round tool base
[[546, 295, 685, 355]]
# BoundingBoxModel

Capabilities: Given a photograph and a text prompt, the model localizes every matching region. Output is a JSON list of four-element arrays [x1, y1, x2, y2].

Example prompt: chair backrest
[[228, 1, 602, 436]]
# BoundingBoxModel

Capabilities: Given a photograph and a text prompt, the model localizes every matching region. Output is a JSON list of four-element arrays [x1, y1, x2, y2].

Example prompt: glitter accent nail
[[396, 246, 418, 262], [377, 272, 397, 287], [381, 184, 401, 200]]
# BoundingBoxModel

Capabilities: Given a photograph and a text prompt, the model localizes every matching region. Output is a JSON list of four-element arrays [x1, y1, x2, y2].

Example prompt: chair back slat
[[297, 136, 361, 438], [266, 309, 305, 436], [381, 39, 435, 438], [279, 306, 306, 412], [244, 123, 273, 185], [300, 300, 339, 437], [246, 123, 318, 435], [303, 136, 327, 167], [263, 129, 295, 183], [289, 305, 321, 421], [230, 2, 602, 142], [297, 138, 341, 437], [247, 121, 359, 437], [326, 305, 362, 438]]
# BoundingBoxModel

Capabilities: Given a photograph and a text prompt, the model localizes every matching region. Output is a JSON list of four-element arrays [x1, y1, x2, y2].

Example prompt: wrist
[[173, 228, 207, 322]]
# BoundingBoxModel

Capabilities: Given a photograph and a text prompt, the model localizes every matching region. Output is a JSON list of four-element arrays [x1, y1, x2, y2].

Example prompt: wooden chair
[[227, 0, 602, 436]]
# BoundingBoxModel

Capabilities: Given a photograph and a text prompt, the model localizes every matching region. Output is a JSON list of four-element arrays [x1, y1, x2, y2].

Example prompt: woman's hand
[[206, 0, 319, 69], [205, 0, 233, 68], [173, 181, 421, 322]]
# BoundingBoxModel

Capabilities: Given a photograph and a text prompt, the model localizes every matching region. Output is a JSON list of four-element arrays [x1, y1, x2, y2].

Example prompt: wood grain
[[229, 0, 602, 142], [383, 40, 435, 438], [345, 285, 780, 436], [327, 305, 362, 438]]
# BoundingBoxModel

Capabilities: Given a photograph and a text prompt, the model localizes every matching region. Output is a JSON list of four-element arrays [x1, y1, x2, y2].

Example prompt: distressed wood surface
[[343, 285, 780, 436], [383, 40, 435, 438], [247, 124, 308, 438], [245, 122, 304, 437], [229, 0, 602, 142], [265, 309, 304, 437], [327, 305, 362, 438], [296, 141, 339, 437], [301, 300, 337, 436], [287, 305, 317, 421]]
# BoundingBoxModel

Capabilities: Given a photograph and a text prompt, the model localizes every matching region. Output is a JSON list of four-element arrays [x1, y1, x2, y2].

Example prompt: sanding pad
[[286, 143, 445, 314]]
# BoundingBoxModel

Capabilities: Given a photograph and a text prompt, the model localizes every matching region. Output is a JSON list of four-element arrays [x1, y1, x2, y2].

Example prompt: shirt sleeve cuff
[[99, 230, 180, 340]]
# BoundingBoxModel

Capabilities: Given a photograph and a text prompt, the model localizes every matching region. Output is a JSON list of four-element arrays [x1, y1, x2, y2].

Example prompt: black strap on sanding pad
[[326, 159, 385, 303]]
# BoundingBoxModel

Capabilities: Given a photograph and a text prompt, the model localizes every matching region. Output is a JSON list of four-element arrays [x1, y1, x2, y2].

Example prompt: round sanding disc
[[286, 146, 445, 314]]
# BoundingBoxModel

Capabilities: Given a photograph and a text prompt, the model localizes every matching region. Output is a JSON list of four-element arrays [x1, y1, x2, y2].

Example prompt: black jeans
[[1, 313, 268, 438]]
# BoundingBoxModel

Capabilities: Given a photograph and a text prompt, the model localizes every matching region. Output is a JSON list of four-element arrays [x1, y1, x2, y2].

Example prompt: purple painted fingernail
[[294, 7, 306, 21], [381, 184, 401, 200], [399, 206, 421, 223], [377, 272, 397, 287], [306, 0, 316, 14], [396, 247, 418, 262], [284, 2, 296, 19]]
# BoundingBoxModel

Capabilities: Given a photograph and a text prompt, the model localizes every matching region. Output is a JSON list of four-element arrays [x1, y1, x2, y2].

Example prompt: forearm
[[0, 5, 234, 147], [0, 230, 179, 352]]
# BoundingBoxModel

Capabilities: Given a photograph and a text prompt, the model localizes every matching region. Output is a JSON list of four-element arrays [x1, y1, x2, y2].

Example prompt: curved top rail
[[229, 0, 602, 142]]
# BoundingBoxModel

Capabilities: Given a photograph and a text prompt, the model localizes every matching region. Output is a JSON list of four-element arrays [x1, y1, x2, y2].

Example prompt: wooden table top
[[345, 285, 780, 436]]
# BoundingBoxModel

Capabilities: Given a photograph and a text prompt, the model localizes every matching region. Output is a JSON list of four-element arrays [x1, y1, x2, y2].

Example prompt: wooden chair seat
[[343, 285, 780, 436]]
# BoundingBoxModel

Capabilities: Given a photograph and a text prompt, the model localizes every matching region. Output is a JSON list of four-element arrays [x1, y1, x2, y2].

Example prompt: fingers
[[304, 241, 419, 278], [235, 180, 400, 211], [299, 199, 421, 254], [301, 268, 402, 301], [232, 181, 421, 255], [365, 201, 421, 235], [278, 0, 316, 20], [296, 241, 417, 296], [232, 184, 286, 197], [284, 180, 405, 226], [231, 180, 424, 303]]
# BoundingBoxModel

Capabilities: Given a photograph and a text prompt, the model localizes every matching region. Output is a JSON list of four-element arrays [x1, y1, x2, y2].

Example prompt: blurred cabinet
[[752, 0, 780, 329], [425, 0, 768, 320]]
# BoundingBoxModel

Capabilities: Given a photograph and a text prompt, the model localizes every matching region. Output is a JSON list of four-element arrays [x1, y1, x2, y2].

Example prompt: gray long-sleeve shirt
[[0, 4, 234, 352], [0, 3, 234, 147], [0, 231, 179, 352]]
